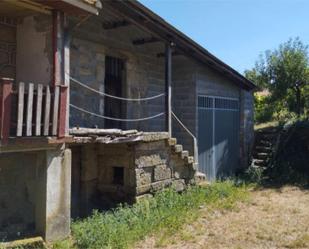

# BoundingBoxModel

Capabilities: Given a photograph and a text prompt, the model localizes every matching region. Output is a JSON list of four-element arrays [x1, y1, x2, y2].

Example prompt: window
[[113, 167, 124, 185]]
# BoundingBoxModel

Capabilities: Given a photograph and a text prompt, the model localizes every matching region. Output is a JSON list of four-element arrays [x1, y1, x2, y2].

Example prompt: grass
[[51, 181, 249, 249]]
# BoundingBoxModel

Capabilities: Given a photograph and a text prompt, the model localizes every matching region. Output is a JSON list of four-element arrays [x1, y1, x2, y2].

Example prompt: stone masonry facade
[[240, 89, 255, 168], [70, 134, 196, 217]]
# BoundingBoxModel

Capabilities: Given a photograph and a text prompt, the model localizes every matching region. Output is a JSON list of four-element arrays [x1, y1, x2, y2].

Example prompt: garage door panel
[[198, 96, 240, 180], [215, 110, 239, 177], [198, 108, 214, 179]]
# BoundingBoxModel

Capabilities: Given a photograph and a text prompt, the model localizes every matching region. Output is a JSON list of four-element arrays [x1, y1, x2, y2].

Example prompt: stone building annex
[[0, 0, 255, 242]]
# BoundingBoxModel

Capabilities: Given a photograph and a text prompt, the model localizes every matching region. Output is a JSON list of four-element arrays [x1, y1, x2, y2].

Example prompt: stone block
[[135, 168, 152, 187], [96, 64, 105, 81], [135, 194, 153, 202], [96, 52, 105, 61], [151, 179, 172, 192], [136, 184, 151, 195], [81, 145, 98, 182], [135, 154, 166, 168], [2, 237, 46, 249], [172, 179, 186, 192], [154, 164, 171, 181]]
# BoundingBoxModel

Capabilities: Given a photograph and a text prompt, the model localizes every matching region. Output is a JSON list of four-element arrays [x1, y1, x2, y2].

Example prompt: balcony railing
[[0, 78, 67, 144]]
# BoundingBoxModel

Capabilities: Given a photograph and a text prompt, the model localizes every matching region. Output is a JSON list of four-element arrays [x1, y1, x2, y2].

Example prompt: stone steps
[[251, 128, 280, 169], [253, 152, 269, 160], [255, 145, 272, 152], [168, 138, 203, 182]]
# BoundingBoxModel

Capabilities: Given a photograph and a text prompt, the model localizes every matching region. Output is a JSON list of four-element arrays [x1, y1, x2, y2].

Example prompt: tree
[[245, 38, 309, 117]]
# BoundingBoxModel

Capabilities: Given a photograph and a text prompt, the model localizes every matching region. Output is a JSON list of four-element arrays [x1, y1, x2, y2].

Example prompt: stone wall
[[172, 56, 198, 154], [16, 14, 52, 86], [134, 139, 195, 199], [70, 136, 195, 215], [0, 18, 16, 79], [196, 65, 240, 99], [240, 89, 254, 168], [70, 13, 165, 131]]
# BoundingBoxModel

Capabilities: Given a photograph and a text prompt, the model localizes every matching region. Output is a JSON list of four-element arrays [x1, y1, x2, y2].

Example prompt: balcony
[[0, 78, 68, 145]]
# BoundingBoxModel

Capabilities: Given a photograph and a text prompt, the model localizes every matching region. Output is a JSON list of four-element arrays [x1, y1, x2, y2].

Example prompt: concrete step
[[260, 133, 277, 140], [180, 150, 189, 159], [1, 237, 46, 249], [255, 145, 272, 152], [258, 140, 273, 146], [252, 158, 268, 166], [173, 144, 183, 153], [185, 156, 194, 164], [195, 171, 207, 184], [254, 152, 270, 160], [168, 137, 177, 146], [257, 128, 278, 134]]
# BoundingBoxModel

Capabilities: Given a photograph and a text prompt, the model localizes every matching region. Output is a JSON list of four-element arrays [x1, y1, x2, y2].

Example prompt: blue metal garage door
[[198, 95, 240, 181]]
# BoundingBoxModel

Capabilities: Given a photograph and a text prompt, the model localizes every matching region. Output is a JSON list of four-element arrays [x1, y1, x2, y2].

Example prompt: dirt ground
[[137, 186, 309, 249]]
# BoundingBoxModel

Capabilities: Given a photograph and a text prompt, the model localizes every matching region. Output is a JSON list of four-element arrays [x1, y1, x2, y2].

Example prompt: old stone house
[[0, 0, 255, 243]]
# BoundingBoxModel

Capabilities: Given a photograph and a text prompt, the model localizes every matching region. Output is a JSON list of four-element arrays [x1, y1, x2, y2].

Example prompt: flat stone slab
[[1, 237, 46, 249], [69, 128, 169, 144]]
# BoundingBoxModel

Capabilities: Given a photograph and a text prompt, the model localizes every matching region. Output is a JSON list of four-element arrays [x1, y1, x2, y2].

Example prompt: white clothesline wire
[[70, 104, 165, 122], [70, 76, 165, 101]]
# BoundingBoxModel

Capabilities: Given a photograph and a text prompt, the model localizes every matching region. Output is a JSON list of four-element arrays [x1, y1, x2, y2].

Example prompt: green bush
[[57, 181, 248, 249], [254, 94, 273, 123]]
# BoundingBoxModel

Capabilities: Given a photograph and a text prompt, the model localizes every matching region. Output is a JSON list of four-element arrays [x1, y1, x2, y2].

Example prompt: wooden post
[[0, 78, 13, 144], [53, 10, 64, 87], [64, 19, 71, 137], [53, 10, 69, 138], [165, 43, 172, 136], [58, 85, 68, 138]]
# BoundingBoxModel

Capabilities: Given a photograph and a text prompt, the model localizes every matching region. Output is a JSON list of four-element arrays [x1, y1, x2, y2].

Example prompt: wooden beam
[[132, 37, 160, 45], [64, 20, 71, 137], [102, 20, 130, 30], [53, 10, 64, 87], [3, 0, 52, 15], [0, 78, 13, 144], [165, 44, 172, 137], [157, 51, 182, 58], [52, 86, 60, 136], [58, 85, 68, 138]]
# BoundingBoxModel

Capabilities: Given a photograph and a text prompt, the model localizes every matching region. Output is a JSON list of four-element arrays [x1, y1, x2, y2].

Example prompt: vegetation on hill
[[245, 37, 309, 124]]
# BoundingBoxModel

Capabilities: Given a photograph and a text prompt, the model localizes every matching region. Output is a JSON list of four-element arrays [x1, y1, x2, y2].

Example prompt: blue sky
[[139, 0, 309, 74]]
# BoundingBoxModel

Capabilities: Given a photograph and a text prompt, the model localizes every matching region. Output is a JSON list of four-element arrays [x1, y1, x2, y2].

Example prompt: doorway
[[198, 95, 240, 180], [104, 56, 125, 129]]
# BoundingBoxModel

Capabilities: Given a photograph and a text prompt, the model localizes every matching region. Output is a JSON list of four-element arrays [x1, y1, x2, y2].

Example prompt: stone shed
[[0, 0, 255, 243], [68, 1, 256, 181]]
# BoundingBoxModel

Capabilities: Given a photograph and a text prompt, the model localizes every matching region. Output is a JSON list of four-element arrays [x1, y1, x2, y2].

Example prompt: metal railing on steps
[[172, 111, 198, 165]]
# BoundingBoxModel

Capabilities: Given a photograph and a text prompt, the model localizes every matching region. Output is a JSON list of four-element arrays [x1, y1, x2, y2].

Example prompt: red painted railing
[[0, 78, 13, 144], [0, 78, 67, 144]]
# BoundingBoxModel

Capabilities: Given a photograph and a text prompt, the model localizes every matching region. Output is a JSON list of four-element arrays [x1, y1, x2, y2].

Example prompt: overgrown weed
[[53, 181, 248, 249]]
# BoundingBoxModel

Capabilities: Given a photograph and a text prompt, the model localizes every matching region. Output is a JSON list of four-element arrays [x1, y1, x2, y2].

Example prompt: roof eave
[[107, 0, 256, 90]]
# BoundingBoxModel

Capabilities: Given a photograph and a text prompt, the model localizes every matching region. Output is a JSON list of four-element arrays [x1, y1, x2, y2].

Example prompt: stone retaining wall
[[71, 136, 195, 215]]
